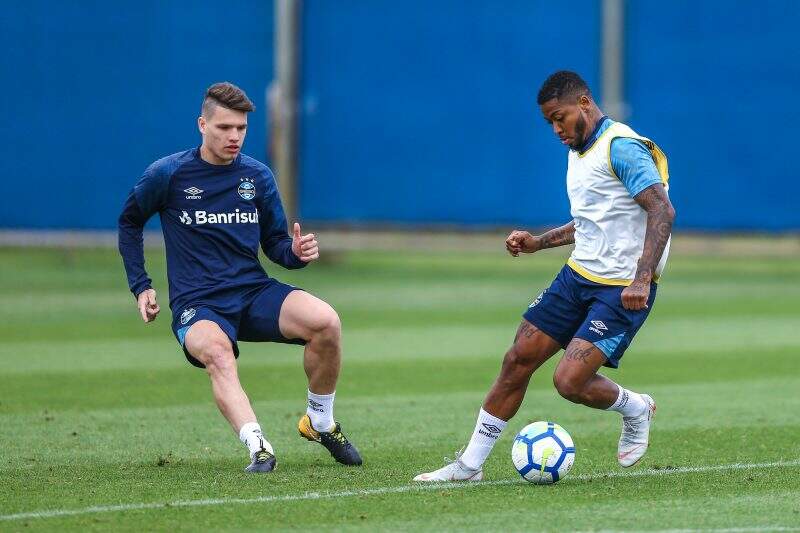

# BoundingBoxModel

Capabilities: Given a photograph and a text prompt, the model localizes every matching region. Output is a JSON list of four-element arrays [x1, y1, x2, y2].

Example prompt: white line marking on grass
[[1, 459, 798, 522], [576, 526, 800, 533]]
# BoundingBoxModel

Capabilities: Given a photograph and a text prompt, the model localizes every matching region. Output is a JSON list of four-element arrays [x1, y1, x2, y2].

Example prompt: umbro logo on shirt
[[184, 187, 203, 199]]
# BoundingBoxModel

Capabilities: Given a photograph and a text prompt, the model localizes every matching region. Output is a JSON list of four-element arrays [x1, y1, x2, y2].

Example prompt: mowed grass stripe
[[2, 315, 798, 375], [1, 351, 797, 414], [2, 459, 799, 522]]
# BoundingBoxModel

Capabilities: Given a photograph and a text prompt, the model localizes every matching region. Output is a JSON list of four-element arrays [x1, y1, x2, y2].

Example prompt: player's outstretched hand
[[505, 230, 540, 257], [137, 288, 160, 323], [621, 280, 650, 310], [292, 222, 319, 263]]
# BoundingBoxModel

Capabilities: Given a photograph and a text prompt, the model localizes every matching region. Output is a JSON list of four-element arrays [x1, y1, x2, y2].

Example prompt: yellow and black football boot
[[298, 415, 363, 466]]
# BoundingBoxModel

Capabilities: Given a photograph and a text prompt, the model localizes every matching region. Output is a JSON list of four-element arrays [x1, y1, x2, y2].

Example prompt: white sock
[[307, 389, 335, 432], [606, 386, 647, 417], [460, 408, 508, 470], [239, 422, 270, 458]]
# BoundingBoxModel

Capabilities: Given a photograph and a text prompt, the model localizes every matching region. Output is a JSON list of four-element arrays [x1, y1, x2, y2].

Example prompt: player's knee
[[312, 309, 341, 346], [200, 339, 236, 375], [553, 372, 583, 403], [501, 345, 536, 376]]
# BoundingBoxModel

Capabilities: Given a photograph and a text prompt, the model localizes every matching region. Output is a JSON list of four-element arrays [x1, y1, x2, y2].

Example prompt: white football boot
[[617, 394, 656, 467], [413, 452, 483, 482]]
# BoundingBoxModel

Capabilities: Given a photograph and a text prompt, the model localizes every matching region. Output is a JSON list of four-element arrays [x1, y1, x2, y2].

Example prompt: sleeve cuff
[[286, 249, 308, 269], [132, 284, 153, 299]]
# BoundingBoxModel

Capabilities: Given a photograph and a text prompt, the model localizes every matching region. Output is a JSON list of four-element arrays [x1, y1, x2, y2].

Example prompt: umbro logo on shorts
[[589, 320, 608, 337]]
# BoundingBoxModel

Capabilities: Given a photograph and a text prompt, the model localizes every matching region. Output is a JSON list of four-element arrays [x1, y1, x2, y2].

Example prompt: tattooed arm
[[620, 183, 676, 310], [505, 220, 575, 257]]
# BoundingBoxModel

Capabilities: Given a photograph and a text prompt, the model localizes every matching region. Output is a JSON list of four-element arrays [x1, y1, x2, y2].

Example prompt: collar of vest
[[576, 116, 610, 154]]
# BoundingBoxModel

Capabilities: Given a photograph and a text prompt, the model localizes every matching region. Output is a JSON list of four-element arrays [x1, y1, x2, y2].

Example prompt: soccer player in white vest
[[415, 71, 675, 482]]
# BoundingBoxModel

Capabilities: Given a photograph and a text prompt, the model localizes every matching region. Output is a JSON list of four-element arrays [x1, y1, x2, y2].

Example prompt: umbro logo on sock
[[308, 399, 324, 412], [478, 423, 502, 439]]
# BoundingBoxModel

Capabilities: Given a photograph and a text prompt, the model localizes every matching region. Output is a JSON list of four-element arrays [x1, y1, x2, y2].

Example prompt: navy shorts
[[523, 265, 657, 368], [171, 279, 306, 368]]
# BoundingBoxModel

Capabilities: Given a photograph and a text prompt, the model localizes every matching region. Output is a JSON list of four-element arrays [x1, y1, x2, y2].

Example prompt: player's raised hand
[[505, 230, 540, 257], [621, 280, 650, 311], [137, 288, 160, 323], [292, 222, 319, 263]]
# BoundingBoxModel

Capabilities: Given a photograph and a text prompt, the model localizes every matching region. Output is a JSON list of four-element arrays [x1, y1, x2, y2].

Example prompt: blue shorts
[[171, 279, 305, 368], [523, 265, 657, 368]]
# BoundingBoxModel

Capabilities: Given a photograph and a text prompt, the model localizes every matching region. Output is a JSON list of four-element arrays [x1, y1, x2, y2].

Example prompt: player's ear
[[578, 94, 591, 112], [198, 116, 206, 134]]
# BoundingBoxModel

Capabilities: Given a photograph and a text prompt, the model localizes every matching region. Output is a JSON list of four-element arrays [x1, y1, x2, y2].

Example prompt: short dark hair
[[202, 82, 255, 116], [536, 71, 591, 105]]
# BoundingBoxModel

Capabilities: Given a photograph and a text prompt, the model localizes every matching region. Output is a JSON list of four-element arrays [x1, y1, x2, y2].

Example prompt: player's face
[[540, 96, 590, 150], [198, 106, 248, 164]]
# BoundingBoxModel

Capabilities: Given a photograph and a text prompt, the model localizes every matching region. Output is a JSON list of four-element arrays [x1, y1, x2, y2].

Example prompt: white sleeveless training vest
[[566, 121, 671, 285]]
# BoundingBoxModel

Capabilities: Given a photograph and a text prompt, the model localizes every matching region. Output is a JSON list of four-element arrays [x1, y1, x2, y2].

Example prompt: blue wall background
[[1, 1, 798, 230], [0, 1, 274, 229], [624, 1, 800, 231], [299, 0, 598, 227]]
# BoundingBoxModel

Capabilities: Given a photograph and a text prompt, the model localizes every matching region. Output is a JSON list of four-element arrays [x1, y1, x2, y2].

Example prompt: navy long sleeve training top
[[118, 148, 305, 315]]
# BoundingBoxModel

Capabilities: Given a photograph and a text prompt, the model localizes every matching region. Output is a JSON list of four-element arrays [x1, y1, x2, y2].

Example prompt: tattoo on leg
[[564, 344, 594, 364], [514, 323, 538, 342]]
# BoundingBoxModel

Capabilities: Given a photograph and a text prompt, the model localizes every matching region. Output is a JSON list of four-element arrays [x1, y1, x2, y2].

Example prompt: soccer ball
[[512, 421, 575, 484]]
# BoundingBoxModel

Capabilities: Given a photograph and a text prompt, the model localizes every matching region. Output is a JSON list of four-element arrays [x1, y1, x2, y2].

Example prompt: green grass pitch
[[1, 244, 799, 531]]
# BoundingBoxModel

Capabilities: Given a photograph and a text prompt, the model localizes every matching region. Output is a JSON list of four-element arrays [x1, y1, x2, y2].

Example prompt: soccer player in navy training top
[[118, 82, 362, 473]]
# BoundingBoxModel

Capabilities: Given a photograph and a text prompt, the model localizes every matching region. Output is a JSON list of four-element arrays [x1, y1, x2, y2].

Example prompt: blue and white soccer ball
[[512, 421, 576, 484]]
